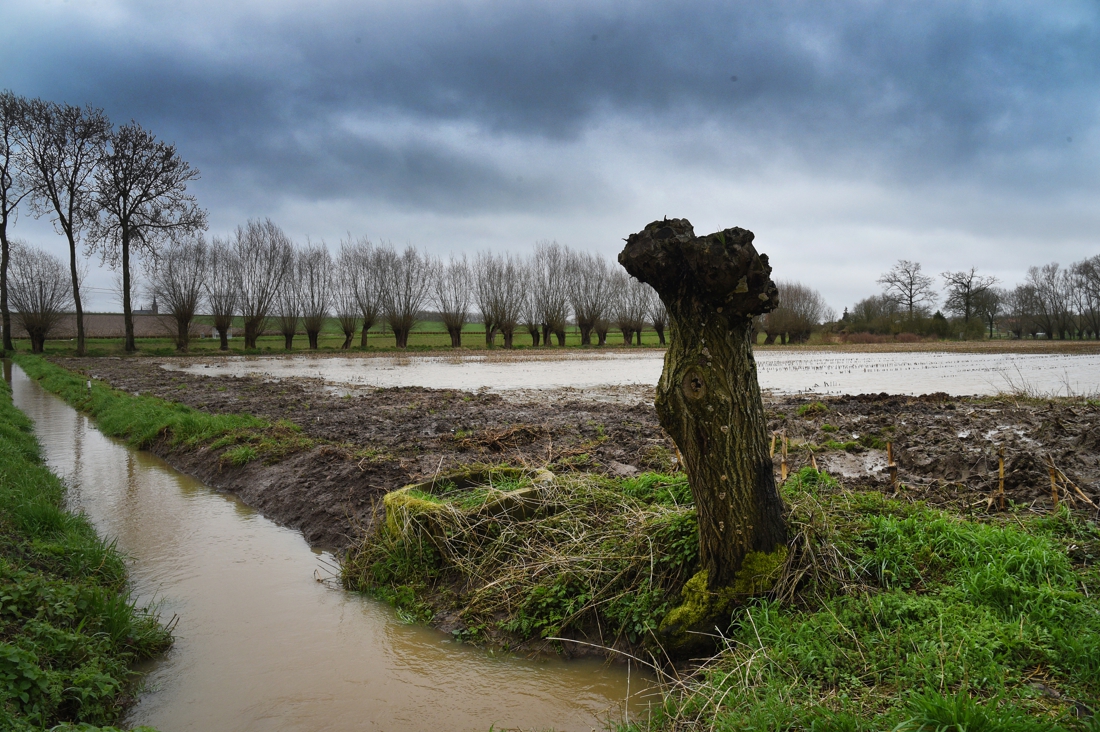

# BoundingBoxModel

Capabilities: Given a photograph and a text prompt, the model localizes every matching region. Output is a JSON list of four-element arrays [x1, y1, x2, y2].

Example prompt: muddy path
[[54, 357, 1100, 551]]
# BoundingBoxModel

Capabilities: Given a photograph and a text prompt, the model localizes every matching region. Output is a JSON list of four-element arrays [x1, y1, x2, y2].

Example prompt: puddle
[[162, 350, 1100, 397]]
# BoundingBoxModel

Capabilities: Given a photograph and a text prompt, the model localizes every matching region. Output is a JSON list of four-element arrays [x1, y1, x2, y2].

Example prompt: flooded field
[[165, 349, 1100, 397], [9, 365, 653, 732]]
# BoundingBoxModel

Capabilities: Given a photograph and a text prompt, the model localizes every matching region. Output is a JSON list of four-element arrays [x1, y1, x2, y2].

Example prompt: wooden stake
[[886, 441, 898, 491], [997, 446, 1006, 511], [770, 432, 777, 459], [1049, 458, 1059, 509], [780, 433, 788, 482], [810, 451, 819, 472]]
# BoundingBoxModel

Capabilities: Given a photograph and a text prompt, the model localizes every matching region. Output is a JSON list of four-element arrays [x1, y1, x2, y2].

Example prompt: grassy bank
[[0, 372, 171, 730], [346, 466, 1100, 731], [13, 355, 309, 466]]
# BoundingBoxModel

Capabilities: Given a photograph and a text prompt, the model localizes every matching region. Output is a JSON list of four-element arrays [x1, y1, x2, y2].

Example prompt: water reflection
[[8, 365, 654, 732], [162, 350, 1100, 397]]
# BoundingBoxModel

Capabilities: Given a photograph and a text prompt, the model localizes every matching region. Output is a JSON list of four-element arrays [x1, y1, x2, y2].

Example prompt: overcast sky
[[3, 0, 1098, 312]]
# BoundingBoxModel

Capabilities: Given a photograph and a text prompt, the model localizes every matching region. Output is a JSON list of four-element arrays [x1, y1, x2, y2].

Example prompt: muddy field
[[55, 357, 1100, 550]]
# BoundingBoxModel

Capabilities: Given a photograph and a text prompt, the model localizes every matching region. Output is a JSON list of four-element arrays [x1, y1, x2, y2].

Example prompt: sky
[[2, 0, 1098, 313]]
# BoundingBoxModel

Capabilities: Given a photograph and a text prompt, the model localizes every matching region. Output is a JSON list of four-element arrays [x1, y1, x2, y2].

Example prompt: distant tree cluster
[[0, 90, 206, 353], [154, 235, 677, 352], [841, 257, 1100, 340]]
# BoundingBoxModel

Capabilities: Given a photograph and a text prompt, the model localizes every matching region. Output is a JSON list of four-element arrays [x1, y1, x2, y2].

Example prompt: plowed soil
[[54, 357, 1100, 550]]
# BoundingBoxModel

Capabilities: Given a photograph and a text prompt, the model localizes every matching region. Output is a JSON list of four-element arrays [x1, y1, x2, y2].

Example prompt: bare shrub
[[234, 218, 294, 348], [300, 242, 332, 350], [568, 251, 610, 345], [149, 235, 207, 351], [334, 243, 361, 349], [434, 254, 470, 348], [8, 240, 73, 353], [379, 244, 432, 348], [205, 236, 239, 350], [276, 246, 303, 349], [532, 241, 570, 346]]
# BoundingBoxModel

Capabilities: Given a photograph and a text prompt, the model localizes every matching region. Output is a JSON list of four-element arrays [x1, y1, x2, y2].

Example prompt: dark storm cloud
[[3, 1, 1099, 214]]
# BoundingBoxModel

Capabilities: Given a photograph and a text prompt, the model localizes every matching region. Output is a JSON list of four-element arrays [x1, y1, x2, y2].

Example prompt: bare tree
[[299, 242, 332, 350], [343, 236, 381, 347], [1073, 255, 1100, 339], [8, 240, 73, 353], [434, 254, 471, 347], [205, 235, 239, 350], [379, 244, 432, 348], [532, 241, 570, 346], [941, 268, 997, 324], [568, 250, 610, 345], [495, 253, 526, 348], [149, 235, 207, 351], [276, 246, 303, 349], [1026, 263, 1073, 339], [974, 286, 1004, 339], [234, 218, 294, 348], [473, 251, 499, 345], [763, 280, 828, 344], [1003, 284, 1038, 339], [647, 286, 668, 345], [611, 270, 650, 345], [18, 99, 110, 355], [1, 91, 31, 353], [521, 283, 541, 346], [334, 243, 361, 349], [86, 122, 206, 352], [878, 259, 936, 320], [472, 251, 526, 348]]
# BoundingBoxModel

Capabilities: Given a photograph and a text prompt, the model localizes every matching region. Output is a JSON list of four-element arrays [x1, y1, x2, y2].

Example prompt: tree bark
[[66, 232, 85, 356], [1, 231, 11, 353], [619, 218, 787, 589], [122, 231, 136, 353]]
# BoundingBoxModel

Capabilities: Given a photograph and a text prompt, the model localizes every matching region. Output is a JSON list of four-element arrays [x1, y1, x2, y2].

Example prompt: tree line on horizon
[[840, 258, 1100, 341]]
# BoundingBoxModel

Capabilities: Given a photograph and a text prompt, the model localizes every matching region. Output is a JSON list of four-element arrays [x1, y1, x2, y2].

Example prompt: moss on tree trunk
[[620, 218, 787, 590]]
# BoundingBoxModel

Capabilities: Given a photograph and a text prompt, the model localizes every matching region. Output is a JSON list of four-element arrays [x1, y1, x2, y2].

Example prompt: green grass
[[0, 372, 170, 731], [13, 356, 317, 466], [11, 318, 671, 357], [347, 461, 1098, 729], [624, 467, 1100, 731]]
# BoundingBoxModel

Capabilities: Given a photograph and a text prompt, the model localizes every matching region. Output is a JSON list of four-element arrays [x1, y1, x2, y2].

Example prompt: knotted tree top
[[618, 218, 779, 318]]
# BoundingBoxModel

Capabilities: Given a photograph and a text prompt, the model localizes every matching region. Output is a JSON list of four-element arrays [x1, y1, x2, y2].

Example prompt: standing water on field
[[163, 350, 1100, 397], [7, 365, 654, 732]]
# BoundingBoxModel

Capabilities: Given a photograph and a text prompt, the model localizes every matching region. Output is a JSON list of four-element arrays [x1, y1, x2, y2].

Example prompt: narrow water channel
[[8, 364, 652, 732]]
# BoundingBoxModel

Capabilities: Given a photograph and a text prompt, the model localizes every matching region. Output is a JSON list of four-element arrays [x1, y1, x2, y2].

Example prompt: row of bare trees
[[0, 90, 206, 354], [843, 257, 1100, 339]]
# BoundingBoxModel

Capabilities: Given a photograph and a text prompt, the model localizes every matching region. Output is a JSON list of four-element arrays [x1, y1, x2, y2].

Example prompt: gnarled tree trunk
[[619, 218, 787, 590]]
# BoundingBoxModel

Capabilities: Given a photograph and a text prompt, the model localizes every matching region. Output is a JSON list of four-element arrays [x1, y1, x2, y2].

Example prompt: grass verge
[[346, 465, 1100, 730], [0, 371, 170, 731], [13, 355, 312, 465]]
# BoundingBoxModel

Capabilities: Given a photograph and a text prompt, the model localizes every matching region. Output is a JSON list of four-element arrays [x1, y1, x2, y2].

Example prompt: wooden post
[[1048, 456, 1059, 509], [770, 432, 777, 459], [886, 441, 898, 491], [997, 446, 1005, 511], [780, 433, 788, 482]]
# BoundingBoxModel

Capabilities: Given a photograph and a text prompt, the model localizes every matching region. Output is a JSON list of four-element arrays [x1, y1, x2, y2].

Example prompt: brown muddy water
[[163, 350, 1100, 397], [8, 365, 655, 732]]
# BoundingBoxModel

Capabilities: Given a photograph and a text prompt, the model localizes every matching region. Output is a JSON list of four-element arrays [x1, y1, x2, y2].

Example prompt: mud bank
[[49, 357, 1100, 553]]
